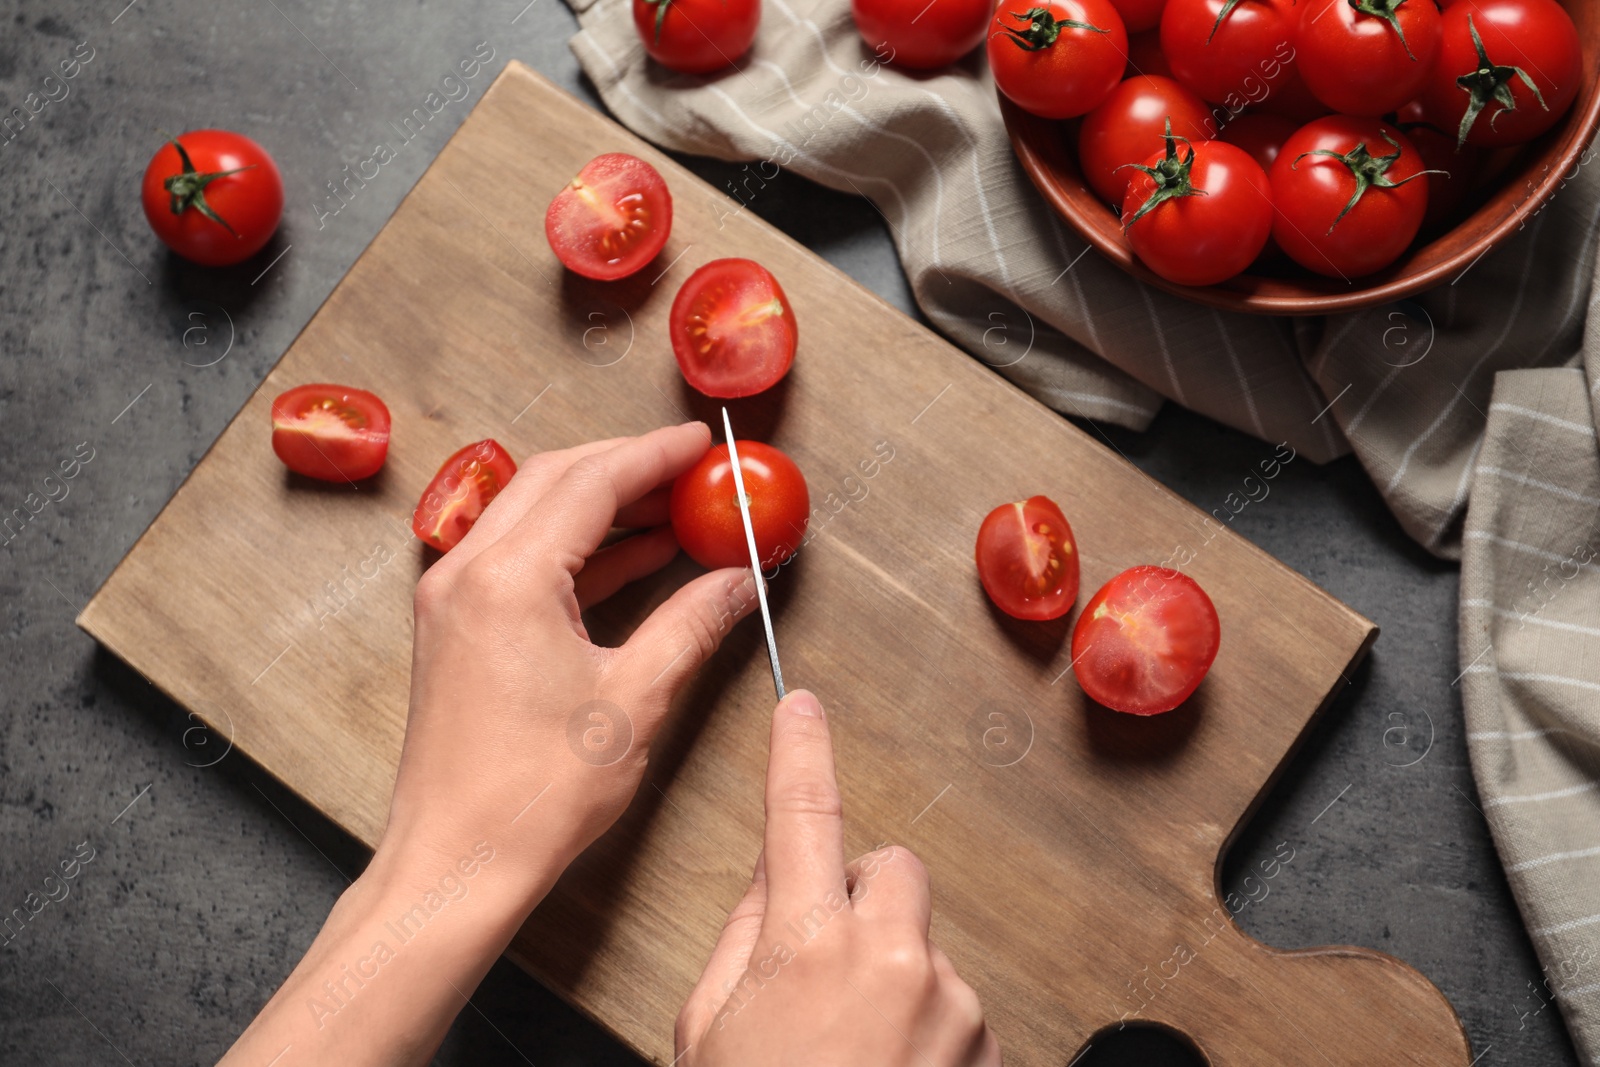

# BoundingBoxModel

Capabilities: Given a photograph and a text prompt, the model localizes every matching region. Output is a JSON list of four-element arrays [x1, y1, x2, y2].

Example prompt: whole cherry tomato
[[271, 385, 390, 482], [1112, 0, 1168, 32], [975, 496, 1080, 621], [671, 441, 810, 570], [1395, 99, 1485, 229], [140, 130, 283, 267], [671, 258, 798, 398], [1270, 115, 1433, 277], [853, 0, 992, 67], [1217, 111, 1300, 170], [1160, 0, 1302, 109], [1297, 0, 1440, 116], [633, 0, 760, 73], [1121, 122, 1273, 286], [545, 153, 673, 281], [412, 440, 518, 553], [1422, 0, 1580, 148], [988, 0, 1130, 119], [1079, 75, 1216, 203], [1071, 566, 1221, 715]]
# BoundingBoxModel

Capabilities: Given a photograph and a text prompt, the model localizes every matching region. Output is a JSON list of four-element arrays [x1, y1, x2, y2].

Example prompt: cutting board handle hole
[[1071, 1022, 1206, 1067]]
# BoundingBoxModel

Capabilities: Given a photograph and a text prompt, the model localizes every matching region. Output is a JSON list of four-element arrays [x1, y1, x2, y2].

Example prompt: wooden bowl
[[1001, 23, 1600, 315]]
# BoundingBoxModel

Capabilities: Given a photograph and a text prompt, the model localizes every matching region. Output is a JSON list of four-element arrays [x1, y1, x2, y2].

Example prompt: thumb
[[675, 851, 768, 1051], [617, 567, 758, 705]]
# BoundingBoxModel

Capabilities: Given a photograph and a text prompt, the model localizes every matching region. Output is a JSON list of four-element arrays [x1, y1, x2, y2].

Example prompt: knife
[[721, 407, 787, 701]]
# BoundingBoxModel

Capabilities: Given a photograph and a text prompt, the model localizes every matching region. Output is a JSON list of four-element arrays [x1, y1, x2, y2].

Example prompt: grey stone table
[[0, 1, 1576, 1064]]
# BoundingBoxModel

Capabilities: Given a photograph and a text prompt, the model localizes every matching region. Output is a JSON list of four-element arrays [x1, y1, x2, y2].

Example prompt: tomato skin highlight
[[633, 0, 760, 73], [975, 496, 1081, 621], [1071, 565, 1220, 715], [271, 384, 391, 482], [1122, 139, 1273, 286], [853, 0, 991, 67], [1296, 0, 1440, 116], [670, 441, 810, 571], [1421, 0, 1579, 148], [1269, 115, 1429, 278], [412, 440, 519, 553], [1079, 75, 1217, 204], [671, 258, 798, 398], [141, 130, 284, 267], [545, 153, 673, 281], [1160, 0, 1303, 108], [988, 0, 1130, 120]]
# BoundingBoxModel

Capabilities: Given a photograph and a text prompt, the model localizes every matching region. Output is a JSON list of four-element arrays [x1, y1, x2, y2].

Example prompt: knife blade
[[721, 407, 787, 701]]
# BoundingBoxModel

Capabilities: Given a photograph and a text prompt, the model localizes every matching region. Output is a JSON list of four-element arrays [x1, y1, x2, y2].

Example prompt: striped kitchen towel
[[563, 0, 1600, 1057]]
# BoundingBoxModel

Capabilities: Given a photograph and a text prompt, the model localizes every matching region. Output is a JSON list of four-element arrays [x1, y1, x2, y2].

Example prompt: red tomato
[[853, 0, 991, 67], [1079, 76, 1217, 204], [1395, 99, 1485, 228], [1112, 0, 1168, 32], [988, 0, 1130, 120], [1270, 116, 1432, 277], [633, 0, 759, 73], [975, 496, 1080, 621], [1422, 0, 1580, 148], [1121, 124, 1273, 286], [140, 130, 283, 267], [1218, 112, 1299, 170], [671, 441, 810, 570], [1071, 566, 1220, 715], [1160, 0, 1302, 108], [1125, 28, 1174, 76], [671, 258, 797, 398], [545, 153, 673, 282], [1296, 0, 1440, 115], [271, 385, 391, 482], [412, 440, 519, 553]]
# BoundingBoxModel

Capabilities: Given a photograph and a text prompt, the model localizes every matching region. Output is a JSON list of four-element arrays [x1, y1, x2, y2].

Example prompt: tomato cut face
[[975, 496, 1080, 621], [271, 384, 391, 482], [544, 153, 672, 281], [670, 259, 798, 398], [670, 441, 810, 570], [1071, 566, 1220, 715], [412, 439, 519, 553]]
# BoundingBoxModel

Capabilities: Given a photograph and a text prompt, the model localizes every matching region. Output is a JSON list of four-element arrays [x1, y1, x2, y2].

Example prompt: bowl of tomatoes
[[997, 0, 1600, 314]]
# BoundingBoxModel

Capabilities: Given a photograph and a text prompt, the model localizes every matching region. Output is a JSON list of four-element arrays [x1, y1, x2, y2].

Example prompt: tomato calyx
[[1000, 6, 1109, 50], [1451, 13, 1547, 148], [1119, 119, 1208, 229], [159, 133, 256, 237], [640, 0, 673, 40], [1345, 0, 1421, 59], [1291, 131, 1440, 232]]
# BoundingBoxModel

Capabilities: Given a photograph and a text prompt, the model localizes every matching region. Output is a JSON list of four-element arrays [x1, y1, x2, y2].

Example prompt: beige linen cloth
[[564, 0, 1600, 1054]]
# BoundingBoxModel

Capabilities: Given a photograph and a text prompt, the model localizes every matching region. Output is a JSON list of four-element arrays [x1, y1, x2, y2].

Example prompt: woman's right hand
[[676, 689, 1001, 1066]]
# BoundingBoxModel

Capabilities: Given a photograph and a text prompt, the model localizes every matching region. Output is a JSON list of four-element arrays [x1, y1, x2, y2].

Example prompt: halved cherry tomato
[[271, 384, 391, 482], [975, 496, 1080, 621], [988, 0, 1130, 120], [1296, 0, 1440, 116], [1071, 565, 1220, 715], [1079, 75, 1216, 204], [671, 258, 798, 398], [545, 153, 672, 281], [412, 440, 518, 553], [671, 441, 810, 570], [141, 130, 284, 267], [1422, 0, 1579, 148]]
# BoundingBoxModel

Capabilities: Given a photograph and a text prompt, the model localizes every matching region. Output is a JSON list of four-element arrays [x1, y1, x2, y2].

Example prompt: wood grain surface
[[79, 62, 1469, 1066]]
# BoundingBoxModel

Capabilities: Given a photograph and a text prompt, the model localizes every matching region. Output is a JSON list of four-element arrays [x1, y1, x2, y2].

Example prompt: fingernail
[[784, 689, 823, 718]]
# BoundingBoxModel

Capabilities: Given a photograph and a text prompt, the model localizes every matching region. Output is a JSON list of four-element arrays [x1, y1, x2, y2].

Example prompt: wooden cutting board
[[79, 61, 1469, 1066]]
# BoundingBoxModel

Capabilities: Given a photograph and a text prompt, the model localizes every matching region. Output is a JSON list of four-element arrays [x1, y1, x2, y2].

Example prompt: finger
[[511, 422, 710, 568], [762, 690, 849, 916], [445, 436, 632, 566], [846, 845, 931, 938], [574, 526, 680, 610], [676, 851, 768, 1049], [615, 566, 757, 696], [613, 485, 673, 531]]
